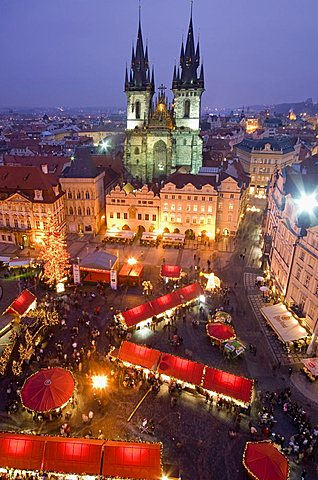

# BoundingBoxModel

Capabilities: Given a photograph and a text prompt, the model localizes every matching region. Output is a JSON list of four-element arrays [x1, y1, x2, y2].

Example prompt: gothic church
[[124, 7, 204, 183]]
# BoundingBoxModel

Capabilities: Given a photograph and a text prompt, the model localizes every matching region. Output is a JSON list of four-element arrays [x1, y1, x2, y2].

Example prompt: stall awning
[[152, 291, 180, 315], [0, 433, 45, 471], [203, 367, 253, 404], [161, 264, 181, 279], [102, 441, 162, 479], [5, 289, 36, 316], [158, 353, 204, 386], [43, 437, 104, 475], [118, 341, 162, 370], [121, 302, 155, 328], [80, 251, 117, 271], [177, 283, 204, 303], [302, 357, 318, 376], [206, 322, 236, 342], [260, 303, 308, 343], [243, 441, 289, 480]]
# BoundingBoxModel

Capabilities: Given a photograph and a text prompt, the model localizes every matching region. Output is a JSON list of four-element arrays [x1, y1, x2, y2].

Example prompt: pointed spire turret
[[125, 65, 129, 89], [199, 64, 204, 85], [173, 2, 204, 91], [125, 6, 154, 93]]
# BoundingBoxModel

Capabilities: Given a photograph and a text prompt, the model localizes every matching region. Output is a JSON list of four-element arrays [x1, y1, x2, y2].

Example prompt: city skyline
[[0, 0, 317, 109]]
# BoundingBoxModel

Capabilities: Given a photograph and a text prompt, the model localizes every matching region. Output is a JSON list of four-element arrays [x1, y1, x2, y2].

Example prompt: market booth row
[[104, 230, 135, 244], [113, 341, 254, 407], [117, 282, 204, 330], [0, 432, 162, 479]]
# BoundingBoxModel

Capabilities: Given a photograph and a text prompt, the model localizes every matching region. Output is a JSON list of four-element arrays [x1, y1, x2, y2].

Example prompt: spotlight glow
[[127, 257, 137, 266], [296, 193, 318, 214], [92, 375, 108, 389]]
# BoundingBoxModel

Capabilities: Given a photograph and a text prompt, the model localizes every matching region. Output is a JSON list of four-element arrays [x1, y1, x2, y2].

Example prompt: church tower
[[125, 13, 154, 130], [172, 5, 204, 173]]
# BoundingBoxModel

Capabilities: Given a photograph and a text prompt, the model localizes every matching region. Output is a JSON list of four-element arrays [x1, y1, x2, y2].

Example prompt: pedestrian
[[288, 366, 292, 377], [301, 469, 307, 479]]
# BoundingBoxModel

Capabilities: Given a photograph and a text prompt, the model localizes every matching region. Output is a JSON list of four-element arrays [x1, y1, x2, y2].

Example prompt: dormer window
[[34, 190, 43, 201]]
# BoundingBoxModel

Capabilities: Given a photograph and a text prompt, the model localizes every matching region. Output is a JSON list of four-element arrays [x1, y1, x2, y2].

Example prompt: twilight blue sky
[[0, 0, 317, 109]]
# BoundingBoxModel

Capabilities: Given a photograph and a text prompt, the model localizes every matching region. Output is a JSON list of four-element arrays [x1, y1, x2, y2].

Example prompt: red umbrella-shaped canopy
[[206, 322, 236, 342], [243, 442, 289, 480], [21, 368, 75, 413]]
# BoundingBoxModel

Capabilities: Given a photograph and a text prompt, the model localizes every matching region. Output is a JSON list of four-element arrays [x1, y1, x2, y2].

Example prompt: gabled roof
[[62, 147, 102, 179], [164, 173, 218, 190]]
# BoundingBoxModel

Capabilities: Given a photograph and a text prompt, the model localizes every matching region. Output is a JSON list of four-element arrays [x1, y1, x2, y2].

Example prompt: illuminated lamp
[[127, 257, 137, 266], [92, 375, 108, 389], [296, 193, 318, 214]]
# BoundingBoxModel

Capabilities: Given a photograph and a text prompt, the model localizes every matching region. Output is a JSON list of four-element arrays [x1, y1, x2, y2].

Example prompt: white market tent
[[141, 232, 158, 241], [260, 303, 308, 343], [105, 230, 135, 240], [302, 358, 318, 376], [162, 233, 185, 244]]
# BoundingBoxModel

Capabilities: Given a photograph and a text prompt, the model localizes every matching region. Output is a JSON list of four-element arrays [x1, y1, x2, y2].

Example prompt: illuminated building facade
[[0, 165, 65, 247], [236, 137, 300, 202], [265, 157, 318, 352]]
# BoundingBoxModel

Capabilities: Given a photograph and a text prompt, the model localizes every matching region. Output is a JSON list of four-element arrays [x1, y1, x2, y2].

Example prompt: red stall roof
[[6, 289, 36, 316], [0, 433, 45, 471], [158, 353, 204, 386], [177, 283, 204, 303], [206, 322, 236, 342], [121, 302, 155, 328], [203, 367, 253, 404], [152, 291, 180, 315], [21, 367, 75, 413], [243, 441, 289, 480], [103, 441, 162, 479], [119, 263, 132, 277], [161, 264, 181, 278], [43, 437, 104, 475], [118, 341, 162, 370], [129, 263, 144, 278]]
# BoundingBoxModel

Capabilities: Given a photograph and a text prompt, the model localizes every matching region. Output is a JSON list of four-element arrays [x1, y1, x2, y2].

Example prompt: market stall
[[202, 366, 253, 407], [104, 230, 135, 244], [214, 310, 232, 324], [162, 233, 185, 248], [5, 289, 37, 317], [102, 441, 162, 479], [80, 251, 118, 283], [201, 272, 221, 291], [42, 436, 104, 475], [0, 433, 163, 480], [21, 367, 75, 413], [224, 339, 246, 358], [160, 264, 182, 280], [301, 357, 318, 381], [118, 283, 204, 330], [260, 303, 308, 344], [206, 322, 236, 343], [119, 263, 144, 286], [140, 232, 158, 246], [158, 353, 204, 388], [243, 441, 289, 480], [117, 340, 162, 371]]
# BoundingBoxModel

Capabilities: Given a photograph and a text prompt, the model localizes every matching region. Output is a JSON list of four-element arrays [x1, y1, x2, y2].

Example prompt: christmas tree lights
[[39, 211, 70, 288]]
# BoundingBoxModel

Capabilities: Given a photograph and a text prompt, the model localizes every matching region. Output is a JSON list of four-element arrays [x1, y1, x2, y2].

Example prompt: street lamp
[[92, 375, 108, 389], [127, 257, 137, 266], [296, 192, 318, 214]]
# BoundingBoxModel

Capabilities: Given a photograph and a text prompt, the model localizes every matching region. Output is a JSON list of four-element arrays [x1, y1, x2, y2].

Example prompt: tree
[[39, 211, 70, 288]]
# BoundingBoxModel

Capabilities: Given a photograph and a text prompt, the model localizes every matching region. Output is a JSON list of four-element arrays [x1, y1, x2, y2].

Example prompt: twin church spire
[[125, 4, 204, 93]]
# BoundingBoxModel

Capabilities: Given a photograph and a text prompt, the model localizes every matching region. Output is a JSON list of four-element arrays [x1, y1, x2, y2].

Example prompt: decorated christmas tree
[[39, 211, 70, 288]]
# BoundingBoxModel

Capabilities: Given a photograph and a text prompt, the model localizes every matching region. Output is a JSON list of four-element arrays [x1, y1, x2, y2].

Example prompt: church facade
[[124, 9, 204, 183]]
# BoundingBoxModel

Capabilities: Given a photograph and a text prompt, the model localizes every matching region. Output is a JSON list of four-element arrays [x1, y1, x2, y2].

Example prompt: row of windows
[[110, 199, 154, 205], [163, 194, 235, 200], [68, 207, 92, 216], [163, 204, 214, 213], [294, 264, 318, 296], [109, 212, 157, 221], [0, 216, 63, 230], [67, 190, 91, 200]]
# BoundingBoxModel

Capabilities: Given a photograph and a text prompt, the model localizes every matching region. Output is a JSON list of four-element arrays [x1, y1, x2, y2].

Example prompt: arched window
[[134, 147, 140, 155], [86, 207, 91, 216], [69, 206, 74, 215], [135, 101, 141, 119], [85, 191, 90, 200], [77, 191, 81, 199], [183, 139, 187, 146], [78, 206, 82, 216], [67, 191, 72, 199], [184, 99, 190, 118]]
